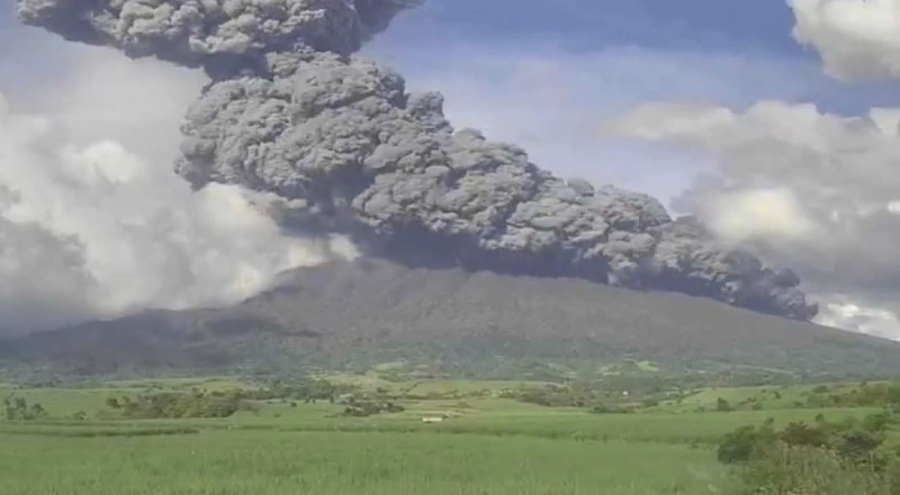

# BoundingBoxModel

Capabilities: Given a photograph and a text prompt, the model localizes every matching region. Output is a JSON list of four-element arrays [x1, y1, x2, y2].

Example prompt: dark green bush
[[3, 396, 47, 421], [734, 444, 893, 495], [105, 391, 255, 419], [718, 425, 776, 464], [716, 397, 733, 412], [721, 413, 900, 493]]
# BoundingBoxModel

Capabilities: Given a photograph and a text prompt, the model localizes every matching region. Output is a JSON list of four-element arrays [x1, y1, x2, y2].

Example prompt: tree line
[[718, 413, 900, 494]]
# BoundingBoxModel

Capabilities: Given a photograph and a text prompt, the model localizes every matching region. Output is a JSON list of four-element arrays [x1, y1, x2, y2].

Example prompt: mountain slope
[[2, 258, 899, 379]]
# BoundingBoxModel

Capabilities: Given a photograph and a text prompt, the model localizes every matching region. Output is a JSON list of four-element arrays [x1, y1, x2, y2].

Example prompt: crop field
[[0, 430, 732, 495], [0, 376, 891, 494]]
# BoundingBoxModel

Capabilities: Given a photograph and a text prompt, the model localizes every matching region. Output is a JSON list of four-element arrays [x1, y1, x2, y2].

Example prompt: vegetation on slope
[[4, 260, 900, 381]]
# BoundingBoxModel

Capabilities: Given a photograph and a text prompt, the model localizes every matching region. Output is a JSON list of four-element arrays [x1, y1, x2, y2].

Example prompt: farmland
[[0, 375, 896, 494]]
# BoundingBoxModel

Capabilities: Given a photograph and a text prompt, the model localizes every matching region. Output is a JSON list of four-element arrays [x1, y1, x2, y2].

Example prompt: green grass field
[[659, 382, 871, 413], [0, 377, 890, 494], [0, 431, 731, 494]]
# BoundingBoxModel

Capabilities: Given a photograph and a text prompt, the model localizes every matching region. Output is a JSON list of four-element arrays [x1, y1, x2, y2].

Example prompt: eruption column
[[16, 0, 818, 320]]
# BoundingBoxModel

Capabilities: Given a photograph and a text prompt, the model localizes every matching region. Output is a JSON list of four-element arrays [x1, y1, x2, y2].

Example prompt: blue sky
[[368, 0, 899, 113], [382, 0, 800, 54], [1, 0, 898, 201], [362, 0, 900, 200]]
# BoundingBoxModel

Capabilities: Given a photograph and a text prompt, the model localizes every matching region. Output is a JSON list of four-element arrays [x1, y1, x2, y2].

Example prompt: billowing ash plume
[[16, 0, 419, 78], [17, 0, 818, 321]]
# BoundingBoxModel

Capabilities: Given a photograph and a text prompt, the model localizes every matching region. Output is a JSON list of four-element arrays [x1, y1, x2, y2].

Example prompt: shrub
[[106, 391, 255, 419], [339, 398, 405, 417], [734, 444, 893, 495], [720, 414, 890, 466], [779, 422, 830, 448], [3, 396, 48, 421], [717, 397, 733, 412], [718, 425, 776, 464], [589, 403, 633, 415], [721, 413, 900, 493]]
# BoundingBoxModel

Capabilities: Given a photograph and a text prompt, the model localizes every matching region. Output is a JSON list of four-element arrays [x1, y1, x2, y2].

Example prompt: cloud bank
[[598, 0, 900, 339], [607, 100, 900, 339], [791, 0, 900, 82], [0, 48, 352, 334]]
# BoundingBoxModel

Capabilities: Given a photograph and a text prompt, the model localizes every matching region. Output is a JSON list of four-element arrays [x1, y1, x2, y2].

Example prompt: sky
[[2, 0, 897, 197], [361, 0, 900, 199], [4, 0, 900, 199], [2, 0, 900, 338]]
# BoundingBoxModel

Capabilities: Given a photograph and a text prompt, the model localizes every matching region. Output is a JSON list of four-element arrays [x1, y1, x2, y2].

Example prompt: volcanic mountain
[[2, 258, 898, 380]]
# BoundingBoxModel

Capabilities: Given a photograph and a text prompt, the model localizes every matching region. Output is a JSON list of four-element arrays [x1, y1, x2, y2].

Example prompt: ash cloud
[[17, 0, 818, 321], [17, 0, 421, 78]]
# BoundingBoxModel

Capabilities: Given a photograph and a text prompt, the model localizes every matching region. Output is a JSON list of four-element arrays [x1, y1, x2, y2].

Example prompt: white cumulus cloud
[[605, 100, 900, 339], [0, 50, 353, 334], [791, 0, 900, 81]]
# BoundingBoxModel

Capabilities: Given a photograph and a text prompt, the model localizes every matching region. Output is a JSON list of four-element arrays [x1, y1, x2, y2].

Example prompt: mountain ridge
[[1, 258, 898, 380]]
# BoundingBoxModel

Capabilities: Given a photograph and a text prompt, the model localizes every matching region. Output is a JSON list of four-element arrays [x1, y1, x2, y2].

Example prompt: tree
[[2, 395, 48, 421], [716, 397, 732, 412], [780, 422, 830, 448], [718, 425, 776, 464], [3, 396, 14, 421], [28, 403, 46, 419]]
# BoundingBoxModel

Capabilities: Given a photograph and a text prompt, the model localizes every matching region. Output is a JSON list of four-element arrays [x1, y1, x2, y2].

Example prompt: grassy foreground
[[0, 430, 728, 495], [0, 376, 892, 494]]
